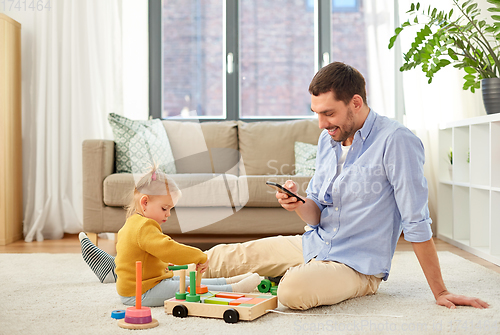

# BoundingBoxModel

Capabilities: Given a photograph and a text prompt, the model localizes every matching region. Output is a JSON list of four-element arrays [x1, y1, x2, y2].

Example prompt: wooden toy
[[165, 291, 277, 323], [258, 279, 272, 293], [258, 278, 278, 294], [185, 268, 208, 294], [118, 261, 159, 330], [186, 270, 200, 302], [167, 265, 189, 300], [165, 270, 277, 323]]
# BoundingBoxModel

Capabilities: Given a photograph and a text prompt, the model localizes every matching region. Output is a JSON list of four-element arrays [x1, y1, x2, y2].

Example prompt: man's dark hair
[[308, 62, 367, 105]]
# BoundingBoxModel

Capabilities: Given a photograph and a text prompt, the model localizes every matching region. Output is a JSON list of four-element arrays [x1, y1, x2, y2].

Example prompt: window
[[330, 0, 368, 97], [160, 0, 224, 119], [150, 0, 399, 122], [239, 1, 315, 118]]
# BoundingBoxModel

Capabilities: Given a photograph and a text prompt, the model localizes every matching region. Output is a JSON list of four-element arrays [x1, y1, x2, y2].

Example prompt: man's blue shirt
[[304, 110, 433, 280]]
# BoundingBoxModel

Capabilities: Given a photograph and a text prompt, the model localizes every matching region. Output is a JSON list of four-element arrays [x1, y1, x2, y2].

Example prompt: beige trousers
[[205, 235, 304, 278], [204, 235, 382, 310]]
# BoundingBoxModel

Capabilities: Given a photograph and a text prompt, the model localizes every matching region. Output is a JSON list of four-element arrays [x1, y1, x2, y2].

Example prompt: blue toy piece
[[111, 310, 126, 319]]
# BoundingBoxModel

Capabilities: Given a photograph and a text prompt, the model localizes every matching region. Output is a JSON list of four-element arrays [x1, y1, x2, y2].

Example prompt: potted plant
[[389, 0, 500, 114]]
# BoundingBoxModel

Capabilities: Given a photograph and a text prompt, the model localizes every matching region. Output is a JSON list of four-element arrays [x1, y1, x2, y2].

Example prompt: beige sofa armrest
[[82, 139, 115, 233]]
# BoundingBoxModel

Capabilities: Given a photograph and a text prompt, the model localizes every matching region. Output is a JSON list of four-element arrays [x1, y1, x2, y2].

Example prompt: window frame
[[149, 0, 403, 124]]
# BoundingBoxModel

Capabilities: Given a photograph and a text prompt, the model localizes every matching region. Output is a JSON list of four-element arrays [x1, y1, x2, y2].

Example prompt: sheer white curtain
[[364, 0, 396, 119], [22, 0, 123, 241]]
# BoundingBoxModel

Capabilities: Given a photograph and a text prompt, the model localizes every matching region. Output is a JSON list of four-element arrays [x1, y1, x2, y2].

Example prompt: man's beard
[[331, 107, 356, 143]]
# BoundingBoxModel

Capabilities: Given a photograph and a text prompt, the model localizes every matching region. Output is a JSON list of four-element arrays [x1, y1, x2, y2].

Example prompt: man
[[207, 62, 488, 311]]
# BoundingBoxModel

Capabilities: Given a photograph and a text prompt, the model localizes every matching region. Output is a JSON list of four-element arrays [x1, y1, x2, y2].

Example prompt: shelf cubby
[[470, 124, 489, 186], [453, 126, 470, 183], [491, 121, 500, 189], [469, 188, 489, 248], [491, 191, 500, 256], [437, 183, 453, 239], [452, 185, 470, 245], [438, 128, 453, 182]]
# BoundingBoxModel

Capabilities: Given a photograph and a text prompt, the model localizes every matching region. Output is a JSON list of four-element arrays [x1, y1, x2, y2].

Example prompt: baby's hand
[[197, 259, 209, 274]]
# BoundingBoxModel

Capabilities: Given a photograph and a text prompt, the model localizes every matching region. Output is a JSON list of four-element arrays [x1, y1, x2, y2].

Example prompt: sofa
[[82, 119, 323, 247]]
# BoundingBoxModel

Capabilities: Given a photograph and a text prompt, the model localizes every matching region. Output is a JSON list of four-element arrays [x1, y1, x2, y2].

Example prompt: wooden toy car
[[164, 269, 277, 323], [165, 291, 278, 323]]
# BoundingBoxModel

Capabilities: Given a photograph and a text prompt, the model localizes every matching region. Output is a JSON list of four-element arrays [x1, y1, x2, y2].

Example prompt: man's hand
[[276, 180, 303, 211], [436, 291, 489, 309], [412, 239, 489, 309]]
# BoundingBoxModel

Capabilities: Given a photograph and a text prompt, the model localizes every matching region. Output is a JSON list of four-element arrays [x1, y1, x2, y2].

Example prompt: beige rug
[[0, 251, 498, 335]]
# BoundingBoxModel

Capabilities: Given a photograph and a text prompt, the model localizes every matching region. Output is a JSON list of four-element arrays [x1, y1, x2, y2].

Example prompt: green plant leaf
[[464, 66, 476, 73], [388, 35, 398, 49], [492, 15, 500, 21], [440, 59, 451, 67], [423, 24, 432, 35], [448, 48, 459, 60], [466, 3, 478, 15], [462, 0, 473, 9], [416, 2, 421, 11]]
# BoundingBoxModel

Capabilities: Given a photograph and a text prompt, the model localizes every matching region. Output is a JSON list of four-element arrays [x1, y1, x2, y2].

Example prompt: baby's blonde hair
[[125, 167, 181, 218]]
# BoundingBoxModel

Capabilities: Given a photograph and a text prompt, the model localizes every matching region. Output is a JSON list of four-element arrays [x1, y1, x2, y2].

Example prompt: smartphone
[[265, 181, 306, 203]]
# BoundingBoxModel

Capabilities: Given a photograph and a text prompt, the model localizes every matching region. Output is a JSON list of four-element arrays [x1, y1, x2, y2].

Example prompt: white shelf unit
[[438, 113, 500, 266]]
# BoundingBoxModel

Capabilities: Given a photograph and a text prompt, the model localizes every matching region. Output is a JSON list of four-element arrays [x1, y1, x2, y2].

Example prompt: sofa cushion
[[162, 207, 307, 235], [103, 173, 240, 207], [294, 141, 317, 176], [163, 121, 239, 175], [239, 175, 312, 207], [237, 119, 322, 175], [108, 113, 176, 174]]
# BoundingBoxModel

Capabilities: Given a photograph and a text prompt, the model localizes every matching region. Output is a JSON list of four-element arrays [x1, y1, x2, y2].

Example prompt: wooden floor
[[0, 234, 499, 274]]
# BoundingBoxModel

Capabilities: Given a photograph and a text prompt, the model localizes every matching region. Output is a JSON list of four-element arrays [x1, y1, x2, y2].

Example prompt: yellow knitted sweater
[[115, 214, 207, 297]]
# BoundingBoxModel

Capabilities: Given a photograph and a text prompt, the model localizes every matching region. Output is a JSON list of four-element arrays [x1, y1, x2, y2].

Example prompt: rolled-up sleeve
[[306, 191, 325, 212]]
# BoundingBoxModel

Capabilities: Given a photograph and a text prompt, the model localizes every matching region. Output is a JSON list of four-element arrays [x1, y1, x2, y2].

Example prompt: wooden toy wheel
[[172, 304, 188, 318], [223, 308, 239, 323]]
